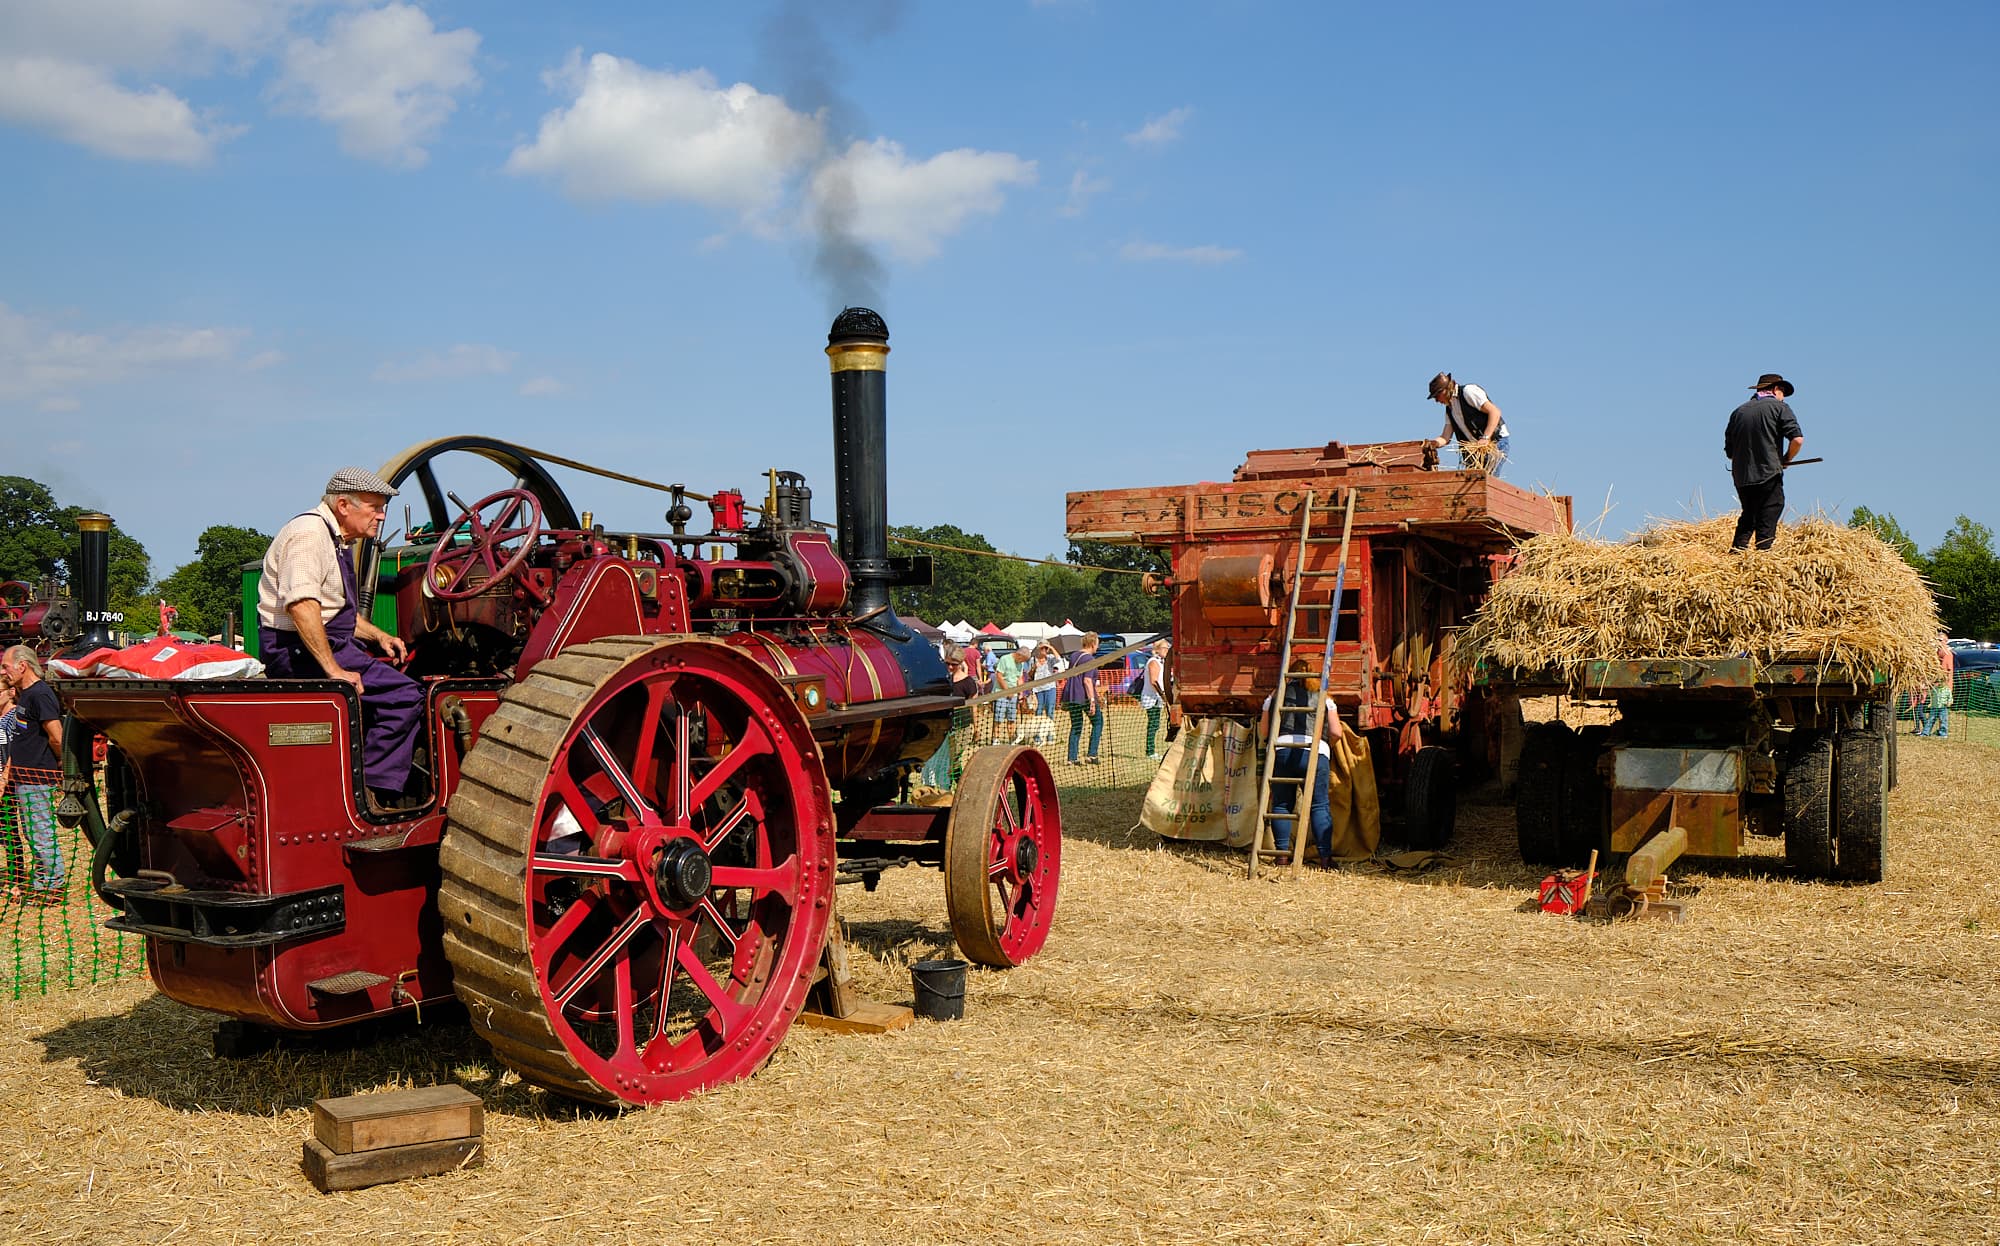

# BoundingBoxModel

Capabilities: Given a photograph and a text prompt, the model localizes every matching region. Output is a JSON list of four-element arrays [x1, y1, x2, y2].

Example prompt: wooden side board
[[1067, 473, 1570, 548]]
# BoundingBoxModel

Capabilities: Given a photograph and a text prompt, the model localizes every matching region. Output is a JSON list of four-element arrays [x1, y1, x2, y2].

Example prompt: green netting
[[2, 775, 147, 1001], [919, 689, 1168, 795]]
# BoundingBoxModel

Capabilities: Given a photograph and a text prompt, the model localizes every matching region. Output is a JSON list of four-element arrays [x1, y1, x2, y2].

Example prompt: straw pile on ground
[[1457, 515, 1940, 688]]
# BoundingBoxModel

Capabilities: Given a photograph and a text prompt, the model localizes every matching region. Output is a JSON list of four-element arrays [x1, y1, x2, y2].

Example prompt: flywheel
[[438, 636, 836, 1106]]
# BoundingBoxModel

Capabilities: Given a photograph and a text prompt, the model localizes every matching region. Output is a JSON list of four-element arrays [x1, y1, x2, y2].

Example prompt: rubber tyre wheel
[[1557, 726, 1610, 867], [1782, 730, 1833, 879], [1402, 745, 1457, 851], [1515, 722, 1573, 865], [1832, 731, 1887, 884]]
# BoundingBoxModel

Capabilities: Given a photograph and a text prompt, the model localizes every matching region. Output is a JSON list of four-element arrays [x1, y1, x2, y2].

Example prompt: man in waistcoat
[[1426, 373, 1509, 475]]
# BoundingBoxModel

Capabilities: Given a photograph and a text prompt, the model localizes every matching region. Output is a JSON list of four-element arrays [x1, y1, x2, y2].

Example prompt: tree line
[[0, 475, 268, 638], [14, 471, 1968, 644], [1848, 507, 2000, 637], [0, 476, 1172, 641]]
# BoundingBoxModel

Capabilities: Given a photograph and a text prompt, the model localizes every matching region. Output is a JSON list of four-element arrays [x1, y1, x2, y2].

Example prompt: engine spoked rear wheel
[[439, 637, 834, 1106], [944, 745, 1062, 968]]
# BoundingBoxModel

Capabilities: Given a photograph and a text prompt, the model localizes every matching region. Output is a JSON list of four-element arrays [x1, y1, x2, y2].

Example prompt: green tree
[[0, 475, 151, 622], [887, 524, 1030, 626], [157, 525, 273, 636], [1849, 506, 1926, 573], [1021, 560, 1092, 629], [1926, 516, 2000, 638], [1066, 540, 1171, 635], [0, 476, 76, 587]]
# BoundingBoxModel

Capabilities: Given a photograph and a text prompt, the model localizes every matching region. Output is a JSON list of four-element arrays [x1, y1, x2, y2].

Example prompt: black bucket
[[910, 958, 968, 1021]]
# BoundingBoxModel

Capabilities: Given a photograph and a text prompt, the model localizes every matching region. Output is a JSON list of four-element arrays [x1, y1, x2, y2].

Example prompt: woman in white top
[[1138, 638, 1171, 757]]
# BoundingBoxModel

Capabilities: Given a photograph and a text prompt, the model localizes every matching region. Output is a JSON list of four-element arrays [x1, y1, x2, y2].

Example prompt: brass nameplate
[[270, 722, 334, 746]]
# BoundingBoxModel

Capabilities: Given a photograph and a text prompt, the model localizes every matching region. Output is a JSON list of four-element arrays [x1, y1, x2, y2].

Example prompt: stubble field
[[4, 736, 1997, 1245]]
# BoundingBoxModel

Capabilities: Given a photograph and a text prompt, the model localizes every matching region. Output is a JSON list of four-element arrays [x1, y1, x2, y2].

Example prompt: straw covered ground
[[6, 740, 2000, 1245], [1457, 516, 1941, 690]]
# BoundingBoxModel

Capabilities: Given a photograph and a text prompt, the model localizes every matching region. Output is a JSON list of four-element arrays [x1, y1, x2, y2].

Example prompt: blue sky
[[2, 1, 1994, 582]]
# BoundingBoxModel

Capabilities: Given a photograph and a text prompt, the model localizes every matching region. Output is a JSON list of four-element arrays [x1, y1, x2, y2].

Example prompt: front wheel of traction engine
[[945, 745, 1062, 968], [1401, 745, 1457, 851], [438, 637, 835, 1107]]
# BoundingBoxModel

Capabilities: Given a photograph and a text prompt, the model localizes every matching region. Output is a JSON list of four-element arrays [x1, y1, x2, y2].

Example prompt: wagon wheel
[[1560, 725, 1611, 866], [944, 745, 1061, 967], [1514, 721, 1572, 865], [1782, 729, 1833, 879], [1832, 730, 1887, 884], [1401, 745, 1457, 851], [427, 487, 544, 602], [438, 637, 834, 1106]]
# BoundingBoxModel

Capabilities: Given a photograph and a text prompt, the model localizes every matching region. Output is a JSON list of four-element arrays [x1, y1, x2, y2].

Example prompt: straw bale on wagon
[[1455, 515, 1940, 689]]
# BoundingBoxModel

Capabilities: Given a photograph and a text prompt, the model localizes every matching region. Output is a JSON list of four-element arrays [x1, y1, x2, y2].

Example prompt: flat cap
[[324, 466, 399, 497]]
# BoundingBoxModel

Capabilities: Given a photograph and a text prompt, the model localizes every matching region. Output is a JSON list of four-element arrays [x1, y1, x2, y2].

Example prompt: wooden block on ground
[[797, 999, 915, 1035], [312, 1084, 483, 1155], [303, 1135, 484, 1193]]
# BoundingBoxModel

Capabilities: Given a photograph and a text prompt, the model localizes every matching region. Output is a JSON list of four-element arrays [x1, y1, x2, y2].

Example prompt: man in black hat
[[1724, 373, 1804, 551]]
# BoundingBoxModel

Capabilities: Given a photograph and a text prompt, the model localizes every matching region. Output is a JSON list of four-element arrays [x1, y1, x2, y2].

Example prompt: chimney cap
[[828, 307, 888, 346]]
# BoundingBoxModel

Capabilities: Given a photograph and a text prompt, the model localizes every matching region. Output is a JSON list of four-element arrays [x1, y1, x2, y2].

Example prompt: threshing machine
[[1067, 439, 1573, 846], [56, 309, 1062, 1106]]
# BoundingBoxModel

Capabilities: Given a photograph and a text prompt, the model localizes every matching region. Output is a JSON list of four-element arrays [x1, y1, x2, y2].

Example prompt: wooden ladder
[[1248, 488, 1358, 878]]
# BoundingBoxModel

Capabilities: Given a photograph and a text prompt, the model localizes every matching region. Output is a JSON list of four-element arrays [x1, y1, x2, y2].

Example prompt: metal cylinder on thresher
[[73, 511, 118, 653]]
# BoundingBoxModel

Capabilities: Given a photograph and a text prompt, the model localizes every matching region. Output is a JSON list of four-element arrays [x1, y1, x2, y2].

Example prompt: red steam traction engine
[[1067, 440, 1572, 844], [56, 310, 1061, 1107]]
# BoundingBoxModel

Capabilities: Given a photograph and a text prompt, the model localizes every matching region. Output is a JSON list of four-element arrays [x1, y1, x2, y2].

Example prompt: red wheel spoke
[[611, 946, 638, 1061], [675, 939, 752, 1033], [708, 855, 797, 896], [689, 721, 772, 810], [532, 851, 640, 882], [534, 891, 602, 973], [630, 682, 675, 793], [550, 905, 650, 1010], [696, 898, 743, 954], [492, 496, 522, 530], [581, 726, 657, 823], [699, 792, 753, 852], [648, 925, 682, 1044], [670, 712, 692, 824]]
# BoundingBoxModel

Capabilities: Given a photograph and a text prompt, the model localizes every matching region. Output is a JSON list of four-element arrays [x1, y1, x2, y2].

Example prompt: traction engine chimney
[[74, 511, 117, 653], [827, 308, 898, 627]]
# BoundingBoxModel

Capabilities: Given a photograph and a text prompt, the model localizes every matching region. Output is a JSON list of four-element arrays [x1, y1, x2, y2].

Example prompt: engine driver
[[257, 466, 424, 810]]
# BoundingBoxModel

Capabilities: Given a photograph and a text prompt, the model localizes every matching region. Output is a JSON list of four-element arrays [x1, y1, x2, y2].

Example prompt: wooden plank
[[795, 999, 916, 1035], [302, 1135, 484, 1193], [311, 1085, 484, 1155]]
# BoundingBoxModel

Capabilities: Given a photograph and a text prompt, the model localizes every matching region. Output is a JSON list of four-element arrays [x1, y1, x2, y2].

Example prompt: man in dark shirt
[[2, 645, 66, 904], [1724, 373, 1805, 550]]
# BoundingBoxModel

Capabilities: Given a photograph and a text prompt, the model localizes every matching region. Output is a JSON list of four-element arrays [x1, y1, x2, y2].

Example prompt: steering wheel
[[425, 488, 545, 601]]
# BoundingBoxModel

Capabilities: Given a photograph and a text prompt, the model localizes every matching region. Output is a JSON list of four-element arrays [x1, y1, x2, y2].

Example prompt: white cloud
[[373, 343, 515, 383], [0, 55, 240, 164], [0, 0, 305, 72], [1125, 106, 1193, 149], [0, 302, 246, 407], [808, 139, 1036, 262], [1119, 240, 1242, 264], [272, 3, 479, 169], [518, 375, 566, 398], [1059, 167, 1110, 218], [243, 348, 285, 371], [507, 53, 822, 214]]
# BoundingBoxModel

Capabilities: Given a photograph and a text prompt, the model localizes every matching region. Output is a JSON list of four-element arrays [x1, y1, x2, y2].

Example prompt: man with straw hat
[[258, 466, 425, 810], [1725, 373, 1805, 551], [1425, 373, 1509, 475]]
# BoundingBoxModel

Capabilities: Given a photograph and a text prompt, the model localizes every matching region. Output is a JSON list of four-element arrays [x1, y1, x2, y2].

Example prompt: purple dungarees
[[259, 517, 424, 796]]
